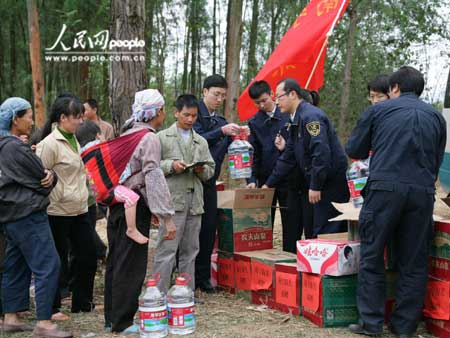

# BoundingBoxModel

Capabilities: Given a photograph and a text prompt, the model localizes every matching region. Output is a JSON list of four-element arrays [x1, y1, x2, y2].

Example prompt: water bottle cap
[[146, 273, 160, 287], [175, 272, 191, 285]]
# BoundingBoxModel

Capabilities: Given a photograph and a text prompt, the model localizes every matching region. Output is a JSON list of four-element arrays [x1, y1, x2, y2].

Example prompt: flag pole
[[305, 0, 349, 89]]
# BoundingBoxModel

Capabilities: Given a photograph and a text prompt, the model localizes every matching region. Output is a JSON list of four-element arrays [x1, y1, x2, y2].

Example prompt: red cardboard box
[[273, 262, 301, 315], [297, 239, 360, 276], [234, 253, 252, 291], [424, 278, 450, 320], [426, 318, 450, 338], [430, 256, 450, 281], [251, 291, 301, 316], [217, 251, 235, 292]]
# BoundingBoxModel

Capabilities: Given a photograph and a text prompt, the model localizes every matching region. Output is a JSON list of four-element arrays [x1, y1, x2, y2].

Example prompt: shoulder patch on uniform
[[306, 121, 320, 136]]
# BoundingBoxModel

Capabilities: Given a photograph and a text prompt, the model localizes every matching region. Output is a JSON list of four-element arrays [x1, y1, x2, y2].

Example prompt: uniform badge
[[306, 121, 320, 136]]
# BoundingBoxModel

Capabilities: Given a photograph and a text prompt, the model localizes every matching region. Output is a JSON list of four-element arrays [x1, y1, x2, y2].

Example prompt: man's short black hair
[[203, 75, 228, 89], [389, 66, 425, 97], [84, 98, 98, 112], [248, 80, 272, 99], [367, 74, 390, 95], [175, 94, 199, 112]]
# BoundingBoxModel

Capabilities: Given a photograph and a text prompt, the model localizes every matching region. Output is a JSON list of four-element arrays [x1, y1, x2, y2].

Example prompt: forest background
[[1, 0, 450, 139]]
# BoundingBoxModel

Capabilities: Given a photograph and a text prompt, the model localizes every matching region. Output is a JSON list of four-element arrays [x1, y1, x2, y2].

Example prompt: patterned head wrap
[[131, 89, 165, 123], [0, 97, 32, 137]]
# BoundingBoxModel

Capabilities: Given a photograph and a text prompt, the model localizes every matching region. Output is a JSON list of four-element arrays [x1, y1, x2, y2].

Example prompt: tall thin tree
[[224, 0, 243, 122], [26, 0, 46, 128], [109, 0, 147, 134]]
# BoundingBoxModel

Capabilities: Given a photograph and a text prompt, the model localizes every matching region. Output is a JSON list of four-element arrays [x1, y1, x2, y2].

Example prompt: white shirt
[[177, 128, 191, 144]]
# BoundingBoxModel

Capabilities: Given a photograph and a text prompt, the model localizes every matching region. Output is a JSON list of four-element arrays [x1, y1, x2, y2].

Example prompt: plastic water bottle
[[228, 127, 253, 179], [167, 274, 195, 335], [139, 275, 168, 338], [347, 159, 370, 208]]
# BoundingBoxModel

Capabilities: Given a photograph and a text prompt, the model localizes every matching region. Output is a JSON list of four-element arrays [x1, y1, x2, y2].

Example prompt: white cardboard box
[[297, 239, 360, 276]]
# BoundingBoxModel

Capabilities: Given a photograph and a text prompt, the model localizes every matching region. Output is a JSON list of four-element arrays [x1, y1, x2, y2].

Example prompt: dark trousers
[[300, 193, 347, 237], [88, 204, 107, 259], [104, 198, 150, 332], [2, 211, 60, 320], [282, 188, 305, 253], [195, 181, 218, 288], [49, 213, 97, 313], [0, 226, 5, 316], [357, 182, 433, 334]]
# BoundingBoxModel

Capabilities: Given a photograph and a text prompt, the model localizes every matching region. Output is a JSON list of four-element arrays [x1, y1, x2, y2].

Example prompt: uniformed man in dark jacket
[[193, 75, 240, 293], [346, 66, 446, 338], [263, 78, 349, 236], [246, 80, 304, 253]]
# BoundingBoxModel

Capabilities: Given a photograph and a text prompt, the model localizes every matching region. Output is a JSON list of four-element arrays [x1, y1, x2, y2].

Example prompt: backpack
[[81, 129, 150, 205]]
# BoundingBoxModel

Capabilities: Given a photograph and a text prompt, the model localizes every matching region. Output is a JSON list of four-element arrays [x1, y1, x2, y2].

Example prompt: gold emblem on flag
[[317, 0, 338, 16], [293, 8, 308, 28], [271, 64, 297, 78], [306, 121, 321, 136]]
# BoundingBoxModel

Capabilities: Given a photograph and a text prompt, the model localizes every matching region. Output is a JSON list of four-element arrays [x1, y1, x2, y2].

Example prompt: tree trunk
[[0, 22, 4, 99], [189, 1, 199, 93], [212, 0, 217, 74], [338, 8, 358, 139], [10, 17, 17, 96], [110, 0, 147, 134], [224, 0, 243, 122], [181, 26, 190, 92], [146, 0, 155, 73], [26, 0, 46, 128], [246, 0, 259, 84], [79, 61, 90, 99]]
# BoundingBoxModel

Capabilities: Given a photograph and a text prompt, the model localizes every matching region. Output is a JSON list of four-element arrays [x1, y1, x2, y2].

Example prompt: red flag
[[237, 0, 349, 121]]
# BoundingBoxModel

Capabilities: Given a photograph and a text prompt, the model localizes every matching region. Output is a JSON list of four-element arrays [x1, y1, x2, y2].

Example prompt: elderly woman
[[104, 89, 176, 333], [0, 98, 71, 338]]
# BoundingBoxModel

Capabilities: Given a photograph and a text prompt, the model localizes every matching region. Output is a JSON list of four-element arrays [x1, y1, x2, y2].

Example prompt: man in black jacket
[[346, 67, 446, 338]]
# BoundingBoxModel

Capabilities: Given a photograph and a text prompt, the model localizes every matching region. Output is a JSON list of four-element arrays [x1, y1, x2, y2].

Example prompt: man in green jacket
[[155, 94, 215, 292]]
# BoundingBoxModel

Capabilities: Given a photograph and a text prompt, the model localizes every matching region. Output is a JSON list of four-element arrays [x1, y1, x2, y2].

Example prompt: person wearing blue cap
[[0, 97, 72, 338]]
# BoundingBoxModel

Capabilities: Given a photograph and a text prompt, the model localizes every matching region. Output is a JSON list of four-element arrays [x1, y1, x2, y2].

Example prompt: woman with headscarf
[[36, 94, 97, 319], [104, 89, 176, 333], [0, 98, 72, 338]]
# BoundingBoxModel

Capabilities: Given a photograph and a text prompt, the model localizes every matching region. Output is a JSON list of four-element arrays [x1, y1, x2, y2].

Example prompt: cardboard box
[[432, 221, 450, 260], [217, 251, 235, 292], [424, 278, 450, 320], [302, 273, 358, 327], [217, 189, 274, 252], [297, 239, 360, 276], [430, 256, 450, 281], [273, 262, 301, 315], [426, 318, 450, 338]]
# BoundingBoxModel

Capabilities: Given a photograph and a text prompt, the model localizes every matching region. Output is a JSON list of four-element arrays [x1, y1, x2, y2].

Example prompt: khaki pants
[[153, 192, 201, 293]]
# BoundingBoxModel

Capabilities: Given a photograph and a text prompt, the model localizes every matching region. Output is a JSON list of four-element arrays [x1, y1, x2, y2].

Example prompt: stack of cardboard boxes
[[216, 189, 301, 314], [424, 219, 450, 337], [297, 238, 360, 327]]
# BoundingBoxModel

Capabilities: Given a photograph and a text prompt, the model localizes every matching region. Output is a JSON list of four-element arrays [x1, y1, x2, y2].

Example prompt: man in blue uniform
[[263, 78, 349, 236], [346, 66, 446, 338], [193, 75, 240, 293], [246, 80, 304, 253]]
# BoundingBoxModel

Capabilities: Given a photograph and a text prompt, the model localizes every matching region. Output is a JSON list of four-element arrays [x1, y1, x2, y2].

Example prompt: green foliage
[[1, 0, 448, 136]]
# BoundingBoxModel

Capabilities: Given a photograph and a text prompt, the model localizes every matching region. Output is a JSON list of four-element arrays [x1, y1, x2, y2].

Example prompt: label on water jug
[[229, 153, 252, 169], [348, 177, 368, 198], [139, 305, 168, 332], [167, 302, 195, 328]]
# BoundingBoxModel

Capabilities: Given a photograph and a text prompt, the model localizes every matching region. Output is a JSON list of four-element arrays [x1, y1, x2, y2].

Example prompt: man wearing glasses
[[245, 80, 306, 253], [193, 75, 240, 293], [262, 78, 349, 237]]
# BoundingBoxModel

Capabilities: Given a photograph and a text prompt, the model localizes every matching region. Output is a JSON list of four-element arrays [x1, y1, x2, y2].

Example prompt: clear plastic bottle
[[139, 275, 168, 338], [228, 127, 253, 179], [167, 274, 195, 335], [347, 159, 370, 208]]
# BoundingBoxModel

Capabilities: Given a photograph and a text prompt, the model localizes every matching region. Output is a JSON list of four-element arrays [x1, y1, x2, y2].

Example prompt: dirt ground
[[6, 187, 450, 338]]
